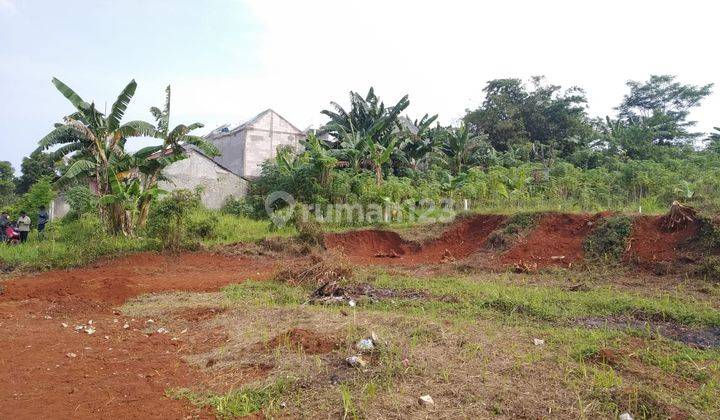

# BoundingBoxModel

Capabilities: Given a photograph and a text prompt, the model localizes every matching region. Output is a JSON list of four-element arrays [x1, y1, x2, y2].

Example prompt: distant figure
[[38, 206, 49, 240], [0, 212, 9, 242], [16, 211, 31, 243]]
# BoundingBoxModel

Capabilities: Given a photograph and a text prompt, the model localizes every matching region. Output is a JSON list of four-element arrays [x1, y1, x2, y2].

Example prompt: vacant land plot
[[1, 213, 719, 419]]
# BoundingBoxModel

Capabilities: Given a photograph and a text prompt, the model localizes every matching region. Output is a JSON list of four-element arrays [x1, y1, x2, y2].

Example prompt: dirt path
[[0, 252, 282, 419]]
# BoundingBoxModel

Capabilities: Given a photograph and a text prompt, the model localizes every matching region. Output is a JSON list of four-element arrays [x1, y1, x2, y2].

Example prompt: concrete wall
[[50, 193, 70, 220], [209, 130, 246, 177], [159, 150, 248, 209], [208, 110, 304, 178]]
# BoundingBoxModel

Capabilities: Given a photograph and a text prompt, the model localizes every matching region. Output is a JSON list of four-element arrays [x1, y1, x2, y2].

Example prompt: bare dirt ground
[[0, 213, 716, 419], [0, 253, 285, 419]]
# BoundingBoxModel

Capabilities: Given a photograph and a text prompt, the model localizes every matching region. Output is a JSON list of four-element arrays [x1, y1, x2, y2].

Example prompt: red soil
[[326, 212, 701, 270], [626, 216, 700, 263], [0, 213, 705, 418], [324, 214, 506, 265], [0, 252, 283, 419], [500, 213, 604, 268]]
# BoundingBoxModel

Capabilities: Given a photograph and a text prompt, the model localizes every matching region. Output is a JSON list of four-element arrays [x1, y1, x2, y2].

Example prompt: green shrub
[[584, 215, 633, 261], [222, 196, 256, 218], [695, 256, 720, 282], [146, 190, 202, 249], [65, 185, 98, 218], [186, 211, 218, 240]]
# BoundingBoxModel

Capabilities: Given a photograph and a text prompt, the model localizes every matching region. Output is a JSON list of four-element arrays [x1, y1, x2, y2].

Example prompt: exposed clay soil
[[262, 328, 338, 354], [0, 212, 712, 418], [0, 252, 285, 419], [626, 215, 700, 263], [326, 213, 704, 270], [500, 212, 603, 268], [324, 214, 506, 265]]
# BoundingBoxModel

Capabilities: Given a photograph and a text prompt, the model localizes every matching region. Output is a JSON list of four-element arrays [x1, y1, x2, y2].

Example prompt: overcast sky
[[1, 0, 718, 172]]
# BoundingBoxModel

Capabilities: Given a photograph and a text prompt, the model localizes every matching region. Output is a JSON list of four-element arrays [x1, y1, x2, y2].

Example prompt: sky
[[1, 0, 719, 173]]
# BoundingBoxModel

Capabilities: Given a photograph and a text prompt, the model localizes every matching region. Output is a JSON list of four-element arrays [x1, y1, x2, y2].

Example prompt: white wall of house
[[208, 109, 304, 178], [159, 149, 248, 209]]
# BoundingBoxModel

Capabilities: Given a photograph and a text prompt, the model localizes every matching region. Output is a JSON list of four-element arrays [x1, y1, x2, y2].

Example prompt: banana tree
[[134, 85, 218, 227], [440, 124, 487, 175], [99, 168, 165, 235], [321, 88, 409, 150], [37, 78, 154, 233], [365, 135, 397, 185], [398, 113, 439, 172]]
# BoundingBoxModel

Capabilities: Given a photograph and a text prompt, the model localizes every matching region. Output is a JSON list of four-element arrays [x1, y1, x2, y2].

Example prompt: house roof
[[152, 144, 252, 183], [206, 109, 304, 140]]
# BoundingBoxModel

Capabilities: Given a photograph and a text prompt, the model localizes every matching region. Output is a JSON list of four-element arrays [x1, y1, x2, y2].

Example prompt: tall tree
[[16, 151, 57, 194], [0, 161, 17, 206], [464, 77, 593, 157], [616, 75, 713, 145]]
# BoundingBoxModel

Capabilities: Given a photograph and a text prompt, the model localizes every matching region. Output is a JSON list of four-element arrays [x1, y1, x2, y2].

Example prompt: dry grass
[[121, 267, 720, 419], [273, 250, 353, 286]]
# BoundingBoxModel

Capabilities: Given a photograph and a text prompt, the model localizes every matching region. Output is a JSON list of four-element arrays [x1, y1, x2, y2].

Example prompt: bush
[[186, 211, 219, 240], [146, 190, 202, 249], [222, 196, 256, 218], [65, 185, 98, 218], [583, 215, 633, 261], [695, 256, 720, 282]]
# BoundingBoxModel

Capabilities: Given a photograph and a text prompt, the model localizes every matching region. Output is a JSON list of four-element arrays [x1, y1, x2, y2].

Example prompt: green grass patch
[[223, 274, 720, 327], [169, 379, 291, 418]]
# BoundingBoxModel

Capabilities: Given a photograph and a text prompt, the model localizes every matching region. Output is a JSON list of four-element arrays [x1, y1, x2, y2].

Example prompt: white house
[[205, 109, 305, 178]]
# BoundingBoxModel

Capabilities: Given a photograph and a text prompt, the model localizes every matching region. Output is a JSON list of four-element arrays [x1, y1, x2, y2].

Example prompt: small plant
[[340, 384, 359, 420], [292, 206, 325, 246], [583, 215, 633, 261], [695, 256, 720, 282], [488, 212, 540, 249]]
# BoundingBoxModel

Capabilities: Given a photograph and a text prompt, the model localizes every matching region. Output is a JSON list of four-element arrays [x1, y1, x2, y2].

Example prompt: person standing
[[0, 212, 9, 242], [37, 206, 49, 240], [17, 211, 31, 243]]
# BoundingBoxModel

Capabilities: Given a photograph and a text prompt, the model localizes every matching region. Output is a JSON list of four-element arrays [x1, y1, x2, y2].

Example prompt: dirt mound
[[263, 328, 337, 354], [274, 250, 353, 285], [324, 214, 506, 265], [626, 216, 699, 264], [501, 213, 602, 268]]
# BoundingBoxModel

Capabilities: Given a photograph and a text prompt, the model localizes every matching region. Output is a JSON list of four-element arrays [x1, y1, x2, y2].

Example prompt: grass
[[0, 231, 160, 271], [0, 212, 294, 273], [117, 264, 720, 419], [169, 379, 291, 418]]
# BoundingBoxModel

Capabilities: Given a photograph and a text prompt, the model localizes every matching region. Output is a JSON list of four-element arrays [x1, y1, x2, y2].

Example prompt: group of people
[[0, 206, 49, 244]]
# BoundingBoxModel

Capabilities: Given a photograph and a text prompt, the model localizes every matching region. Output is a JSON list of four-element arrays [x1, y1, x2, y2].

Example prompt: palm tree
[[37, 78, 154, 234], [134, 85, 218, 227]]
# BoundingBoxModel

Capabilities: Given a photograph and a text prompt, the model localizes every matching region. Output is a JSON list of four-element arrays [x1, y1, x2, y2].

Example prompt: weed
[[695, 256, 720, 282], [487, 211, 540, 249], [584, 215, 633, 261], [169, 379, 291, 418], [340, 384, 359, 420]]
